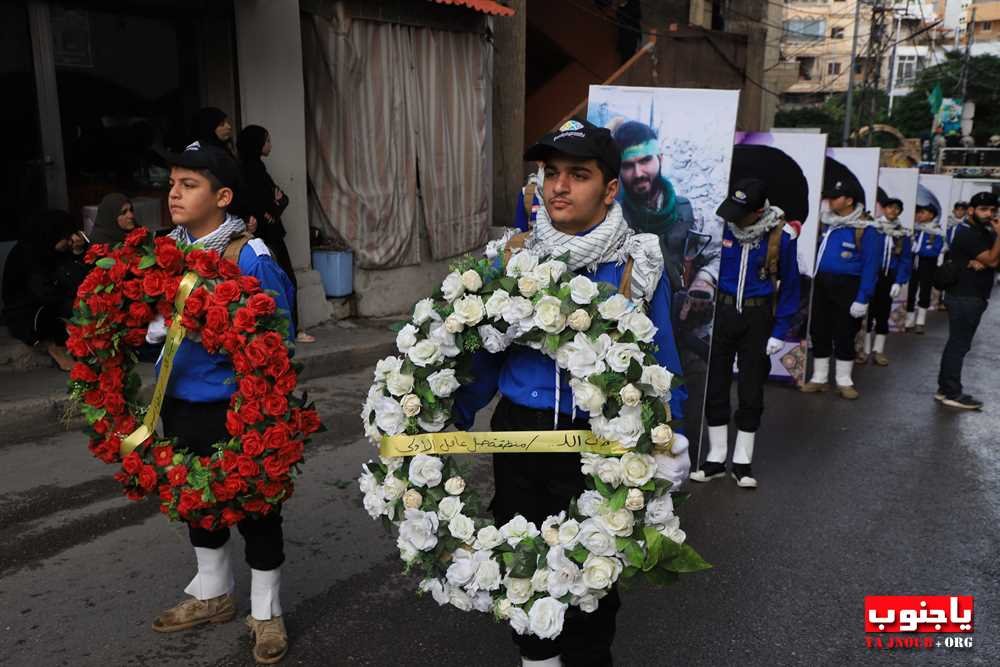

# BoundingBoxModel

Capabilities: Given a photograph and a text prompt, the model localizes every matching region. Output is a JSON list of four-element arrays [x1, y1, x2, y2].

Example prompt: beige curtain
[[303, 15, 491, 269]]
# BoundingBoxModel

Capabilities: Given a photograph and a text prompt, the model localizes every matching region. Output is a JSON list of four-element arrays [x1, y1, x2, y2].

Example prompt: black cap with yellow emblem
[[716, 177, 768, 222]]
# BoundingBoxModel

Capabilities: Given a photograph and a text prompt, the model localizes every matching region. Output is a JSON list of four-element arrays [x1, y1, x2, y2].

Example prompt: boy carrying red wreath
[[148, 143, 296, 664]]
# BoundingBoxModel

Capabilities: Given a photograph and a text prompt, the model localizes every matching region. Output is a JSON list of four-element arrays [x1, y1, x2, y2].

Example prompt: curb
[[1, 339, 396, 446]]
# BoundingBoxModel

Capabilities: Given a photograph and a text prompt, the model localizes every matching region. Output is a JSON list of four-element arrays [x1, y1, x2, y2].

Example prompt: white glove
[[937, 253, 945, 267], [889, 283, 901, 299], [849, 301, 869, 319], [653, 432, 690, 491], [145, 315, 167, 344], [766, 337, 783, 355]]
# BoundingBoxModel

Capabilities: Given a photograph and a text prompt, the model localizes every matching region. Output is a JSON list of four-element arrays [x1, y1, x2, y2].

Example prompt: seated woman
[[90, 193, 137, 245], [2, 210, 89, 371]]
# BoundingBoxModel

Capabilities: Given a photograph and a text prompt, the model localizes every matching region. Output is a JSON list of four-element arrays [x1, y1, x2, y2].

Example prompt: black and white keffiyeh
[[169, 213, 247, 255], [814, 205, 872, 277]]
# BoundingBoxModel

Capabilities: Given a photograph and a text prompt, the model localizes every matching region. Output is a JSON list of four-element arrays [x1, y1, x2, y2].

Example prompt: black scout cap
[[822, 178, 864, 202], [716, 177, 768, 222], [524, 119, 621, 175], [969, 191, 998, 207], [159, 142, 242, 191]]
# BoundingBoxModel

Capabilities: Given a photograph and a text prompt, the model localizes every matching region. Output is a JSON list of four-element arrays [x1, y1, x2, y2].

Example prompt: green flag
[[927, 84, 943, 116]]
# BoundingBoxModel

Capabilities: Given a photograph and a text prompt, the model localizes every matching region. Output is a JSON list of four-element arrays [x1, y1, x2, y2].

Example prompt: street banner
[[587, 85, 740, 454]]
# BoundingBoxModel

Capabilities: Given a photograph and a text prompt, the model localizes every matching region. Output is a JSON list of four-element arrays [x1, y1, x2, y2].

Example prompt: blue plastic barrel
[[312, 250, 353, 297]]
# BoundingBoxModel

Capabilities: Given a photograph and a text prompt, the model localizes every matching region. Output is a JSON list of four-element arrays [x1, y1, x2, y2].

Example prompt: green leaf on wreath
[[662, 543, 711, 573], [568, 544, 589, 564], [616, 538, 645, 569], [608, 486, 628, 511], [642, 527, 665, 571], [507, 545, 537, 579], [644, 567, 679, 586], [593, 475, 612, 499], [95, 258, 116, 269], [544, 334, 560, 354], [671, 491, 690, 508], [627, 358, 642, 383], [138, 255, 157, 270]]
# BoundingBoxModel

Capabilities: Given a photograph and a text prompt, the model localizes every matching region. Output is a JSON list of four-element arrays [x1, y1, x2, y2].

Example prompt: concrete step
[[0, 317, 399, 445]]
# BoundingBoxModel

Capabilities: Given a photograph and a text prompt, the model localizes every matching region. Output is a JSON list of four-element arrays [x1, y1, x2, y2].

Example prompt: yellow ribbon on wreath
[[379, 429, 633, 457]]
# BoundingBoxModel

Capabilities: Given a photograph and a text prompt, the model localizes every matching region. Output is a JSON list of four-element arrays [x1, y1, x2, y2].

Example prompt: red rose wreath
[[66, 227, 321, 530]]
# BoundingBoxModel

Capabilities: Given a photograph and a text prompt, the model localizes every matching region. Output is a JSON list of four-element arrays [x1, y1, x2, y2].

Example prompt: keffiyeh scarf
[[169, 213, 247, 255]]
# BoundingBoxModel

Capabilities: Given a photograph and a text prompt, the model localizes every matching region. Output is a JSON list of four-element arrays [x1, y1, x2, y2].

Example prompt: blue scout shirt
[[158, 237, 296, 403], [454, 261, 687, 429], [879, 232, 913, 285], [816, 225, 881, 304], [513, 188, 542, 232], [717, 223, 801, 340], [912, 227, 945, 258]]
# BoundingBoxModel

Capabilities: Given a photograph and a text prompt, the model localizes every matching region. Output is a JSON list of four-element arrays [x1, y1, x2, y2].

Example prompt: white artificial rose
[[528, 597, 568, 640], [576, 490, 606, 518], [373, 396, 406, 436], [568, 275, 600, 305], [448, 585, 473, 612], [545, 547, 581, 598], [474, 525, 505, 550], [495, 598, 513, 619], [533, 295, 567, 334], [598, 508, 634, 537], [641, 365, 673, 397], [567, 308, 592, 332], [499, 515, 540, 548], [478, 324, 508, 354], [397, 535, 419, 563], [428, 322, 461, 358], [472, 557, 502, 592], [608, 405, 644, 449], [382, 474, 407, 501], [363, 491, 388, 518], [543, 525, 560, 547], [398, 508, 440, 552], [559, 332, 611, 378], [426, 369, 460, 398], [595, 458, 623, 486], [501, 296, 534, 325], [461, 269, 483, 292], [419, 578, 450, 606], [408, 454, 444, 488], [374, 356, 403, 382], [400, 393, 422, 417], [417, 410, 448, 433], [453, 294, 486, 326], [651, 424, 673, 447], [617, 310, 657, 343], [407, 339, 443, 368], [606, 342, 643, 373], [517, 274, 540, 297], [577, 518, 616, 557], [644, 494, 675, 527], [508, 607, 530, 635], [589, 415, 617, 443], [446, 549, 477, 586], [471, 591, 493, 613], [396, 324, 419, 353], [504, 576, 533, 605], [581, 554, 623, 590], [619, 383, 642, 407], [449, 513, 476, 543], [381, 456, 404, 473], [620, 452, 657, 487], [530, 567, 550, 594], [575, 592, 603, 613], [558, 519, 581, 548], [568, 379, 605, 414], [444, 314, 465, 333], [625, 488, 645, 511], [441, 271, 465, 302], [444, 476, 466, 495], [412, 298, 440, 325], [536, 260, 567, 285], [437, 496, 464, 521], [484, 289, 512, 319], [597, 293, 631, 320], [358, 467, 377, 495], [402, 489, 423, 510], [580, 453, 601, 476], [659, 515, 687, 544], [385, 369, 415, 397], [506, 251, 539, 277]]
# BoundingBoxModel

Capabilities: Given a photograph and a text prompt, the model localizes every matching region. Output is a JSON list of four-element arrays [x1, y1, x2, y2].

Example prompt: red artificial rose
[[201, 328, 223, 352], [247, 293, 276, 317], [127, 301, 153, 325], [233, 308, 257, 333], [220, 450, 240, 474], [152, 446, 174, 467], [155, 242, 184, 273], [242, 499, 271, 515], [263, 424, 291, 450], [242, 430, 265, 457], [124, 328, 147, 347], [125, 227, 149, 246], [177, 489, 201, 515], [223, 474, 246, 497], [92, 418, 109, 435], [238, 375, 269, 400], [142, 271, 166, 296], [220, 330, 246, 354], [262, 394, 288, 418], [70, 363, 98, 383], [188, 250, 219, 278], [274, 371, 297, 395], [138, 465, 158, 491], [84, 244, 107, 264], [225, 410, 245, 437], [184, 288, 208, 318], [122, 451, 142, 475], [279, 441, 305, 465], [109, 261, 128, 283], [156, 299, 174, 318], [83, 389, 104, 409], [221, 507, 245, 525], [236, 455, 259, 478], [294, 408, 322, 435], [199, 515, 215, 531], [238, 275, 261, 293], [126, 489, 145, 501], [163, 276, 182, 302], [167, 464, 189, 487], [238, 399, 264, 424], [212, 280, 242, 304], [265, 354, 290, 379], [232, 352, 253, 375], [244, 342, 268, 368], [218, 258, 241, 279], [258, 332, 285, 356], [99, 367, 123, 393], [211, 481, 232, 502], [159, 485, 174, 504], [204, 306, 229, 333], [259, 480, 285, 499], [103, 392, 126, 416], [264, 456, 289, 480]]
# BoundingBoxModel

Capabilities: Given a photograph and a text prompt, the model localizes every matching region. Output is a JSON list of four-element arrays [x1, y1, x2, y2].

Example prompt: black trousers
[[866, 274, 894, 335], [937, 295, 988, 398], [161, 396, 285, 571], [490, 397, 620, 667], [906, 259, 935, 311], [810, 273, 862, 361], [704, 299, 773, 433]]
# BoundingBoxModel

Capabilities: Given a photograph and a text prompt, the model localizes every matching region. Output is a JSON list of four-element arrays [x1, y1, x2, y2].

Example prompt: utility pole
[[859, 0, 889, 146], [887, 12, 901, 117], [959, 7, 976, 101], [842, 0, 864, 146]]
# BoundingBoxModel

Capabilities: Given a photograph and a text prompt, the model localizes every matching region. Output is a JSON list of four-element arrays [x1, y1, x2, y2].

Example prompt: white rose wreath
[[359, 234, 709, 640]]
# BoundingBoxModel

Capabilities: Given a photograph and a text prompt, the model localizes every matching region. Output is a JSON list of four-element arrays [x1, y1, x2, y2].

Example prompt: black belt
[[718, 293, 772, 308]]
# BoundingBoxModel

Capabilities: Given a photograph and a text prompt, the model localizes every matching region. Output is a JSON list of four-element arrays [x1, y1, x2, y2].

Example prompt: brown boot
[[873, 352, 889, 366], [855, 352, 869, 365], [800, 381, 829, 393], [837, 384, 859, 400], [152, 593, 235, 633], [246, 615, 288, 664]]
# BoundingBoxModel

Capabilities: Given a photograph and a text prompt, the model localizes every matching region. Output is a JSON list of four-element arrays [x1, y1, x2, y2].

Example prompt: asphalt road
[[1, 304, 997, 666]]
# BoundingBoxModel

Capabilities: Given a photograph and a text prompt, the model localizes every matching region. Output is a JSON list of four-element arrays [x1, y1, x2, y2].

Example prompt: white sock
[[873, 334, 886, 354], [184, 544, 235, 600], [863, 332, 872, 355], [835, 359, 854, 387], [916, 307, 927, 326], [523, 658, 562, 667], [250, 568, 283, 620], [706, 424, 728, 463], [809, 357, 830, 384], [905, 311, 916, 327], [733, 430, 755, 465]]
